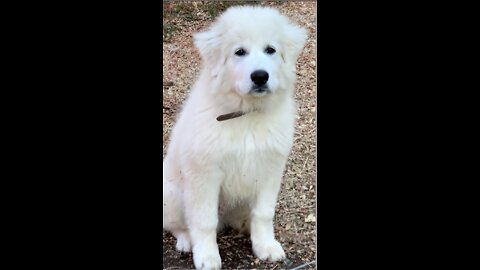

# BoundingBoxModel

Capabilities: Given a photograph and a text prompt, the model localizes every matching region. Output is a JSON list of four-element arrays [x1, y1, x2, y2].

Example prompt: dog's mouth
[[249, 86, 270, 97], [217, 87, 267, 121]]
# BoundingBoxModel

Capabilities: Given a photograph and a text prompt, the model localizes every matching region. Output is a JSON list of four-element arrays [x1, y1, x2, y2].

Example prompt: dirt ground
[[163, 1, 317, 269]]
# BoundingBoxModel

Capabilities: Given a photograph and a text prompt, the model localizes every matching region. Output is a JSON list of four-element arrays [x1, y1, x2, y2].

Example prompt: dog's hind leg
[[172, 229, 191, 253], [163, 160, 192, 252]]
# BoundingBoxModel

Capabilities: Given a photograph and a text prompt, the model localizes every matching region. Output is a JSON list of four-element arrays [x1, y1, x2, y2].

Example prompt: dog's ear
[[282, 24, 308, 65], [194, 27, 225, 77]]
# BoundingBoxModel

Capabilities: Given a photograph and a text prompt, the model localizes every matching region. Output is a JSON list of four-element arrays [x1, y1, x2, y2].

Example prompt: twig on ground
[[290, 260, 316, 270]]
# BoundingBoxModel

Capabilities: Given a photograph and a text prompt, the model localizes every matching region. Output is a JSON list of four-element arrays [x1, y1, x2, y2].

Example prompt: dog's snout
[[251, 70, 269, 86]]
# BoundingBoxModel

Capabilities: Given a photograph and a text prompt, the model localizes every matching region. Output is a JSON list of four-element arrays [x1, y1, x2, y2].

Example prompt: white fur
[[163, 6, 307, 270]]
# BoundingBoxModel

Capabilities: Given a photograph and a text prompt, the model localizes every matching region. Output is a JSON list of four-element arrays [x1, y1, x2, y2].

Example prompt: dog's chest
[[217, 114, 293, 157], [216, 118, 292, 202], [218, 152, 272, 206]]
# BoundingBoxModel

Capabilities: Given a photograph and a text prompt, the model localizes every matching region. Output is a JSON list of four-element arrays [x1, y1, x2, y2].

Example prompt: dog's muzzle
[[249, 70, 270, 96]]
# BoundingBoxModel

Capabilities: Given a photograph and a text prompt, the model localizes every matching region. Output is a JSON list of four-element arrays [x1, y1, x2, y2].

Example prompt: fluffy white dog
[[163, 6, 307, 270]]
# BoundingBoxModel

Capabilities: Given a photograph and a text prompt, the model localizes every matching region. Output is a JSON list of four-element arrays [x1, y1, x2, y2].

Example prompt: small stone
[[305, 214, 316, 223], [283, 258, 293, 266]]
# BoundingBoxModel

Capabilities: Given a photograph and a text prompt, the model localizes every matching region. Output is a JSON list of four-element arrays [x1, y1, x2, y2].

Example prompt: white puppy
[[163, 6, 307, 270]]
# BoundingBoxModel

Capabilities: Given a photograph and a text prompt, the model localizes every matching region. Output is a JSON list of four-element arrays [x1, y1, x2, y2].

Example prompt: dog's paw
[[175, 232, 191, 253], [193, 245, 221, 270], [252, 239, 286, 262]]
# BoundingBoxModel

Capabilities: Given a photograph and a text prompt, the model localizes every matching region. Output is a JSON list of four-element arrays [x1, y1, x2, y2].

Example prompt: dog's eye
[[265, 46, 276, 55], [235, 48, 247, 56]]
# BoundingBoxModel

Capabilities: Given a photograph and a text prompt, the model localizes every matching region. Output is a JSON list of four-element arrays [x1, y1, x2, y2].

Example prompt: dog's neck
[[215, 95, 265, 122], [215, 88, 291, 122]]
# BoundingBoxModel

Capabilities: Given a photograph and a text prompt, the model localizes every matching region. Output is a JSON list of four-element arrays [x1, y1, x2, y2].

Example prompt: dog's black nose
[[250, 70, 269, 86]]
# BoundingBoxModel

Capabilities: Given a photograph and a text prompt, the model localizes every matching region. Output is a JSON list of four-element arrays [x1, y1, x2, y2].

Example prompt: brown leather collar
[[216, 111, 246, 121]]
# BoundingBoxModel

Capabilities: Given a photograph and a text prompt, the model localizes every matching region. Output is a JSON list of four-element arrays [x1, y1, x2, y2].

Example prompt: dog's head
[[194, 6, 307, 97]]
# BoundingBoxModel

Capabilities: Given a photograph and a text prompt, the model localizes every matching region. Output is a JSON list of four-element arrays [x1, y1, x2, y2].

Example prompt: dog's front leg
[[250, 180, 286, 262], [184, 171, 222, 270]]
